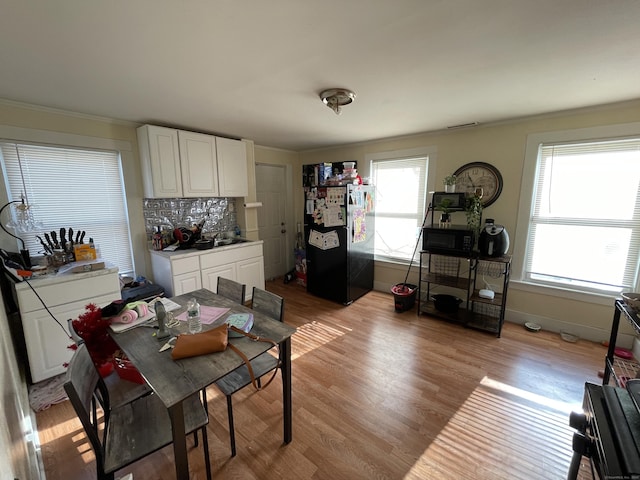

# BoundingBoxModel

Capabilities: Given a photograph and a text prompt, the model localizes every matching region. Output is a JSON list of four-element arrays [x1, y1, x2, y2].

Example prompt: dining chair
[[215, 286, 284, 456], [64, 343, 212, 480], [216, 276, 246, 305], [67, 318, 152, 410]]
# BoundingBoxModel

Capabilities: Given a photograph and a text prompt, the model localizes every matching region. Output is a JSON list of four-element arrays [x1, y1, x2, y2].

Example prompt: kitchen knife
[[75, 231, 81, 244], [60, 228, 66, 250], [79, 231, 86, 244], [68, 227, 74, 248], [51, 231, 59, 249], [36, 235, 52, 255], [44, 232, 55, 250]]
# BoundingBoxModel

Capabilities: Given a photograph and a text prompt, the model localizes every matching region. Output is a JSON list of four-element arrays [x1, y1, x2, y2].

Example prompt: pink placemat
[[175, 305, 230, 325]]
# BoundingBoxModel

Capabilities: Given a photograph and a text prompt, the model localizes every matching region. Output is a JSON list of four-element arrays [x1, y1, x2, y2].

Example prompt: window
[[368, 147, 435, 262], [518, 133, 640, 295], [1, 142, 134, 275]]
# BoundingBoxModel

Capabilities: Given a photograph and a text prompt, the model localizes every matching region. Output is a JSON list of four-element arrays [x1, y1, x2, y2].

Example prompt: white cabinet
[[137, 124, 248, 198], [216, 136, 248, 197], [14, 267, 121, 383], [150, 252, 202, 297], [137, 125, 182, 198], [178, 130, 219, 197], [150, 242, 265, 301]]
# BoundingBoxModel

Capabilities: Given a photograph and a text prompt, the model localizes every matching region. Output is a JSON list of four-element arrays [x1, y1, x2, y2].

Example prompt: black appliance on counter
[[478, 219, 509, 257], [303, 172, 375, 305], [422, 225, 475, 256]]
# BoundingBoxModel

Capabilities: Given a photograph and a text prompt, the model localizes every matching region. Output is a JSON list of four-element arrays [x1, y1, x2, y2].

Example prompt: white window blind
[[0, 142, 134, 275], [524, 137, 640, 293], [371, 155, 429, 261]]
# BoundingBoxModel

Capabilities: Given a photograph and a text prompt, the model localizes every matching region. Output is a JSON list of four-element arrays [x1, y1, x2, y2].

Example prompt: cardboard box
[[74, 244, 97, 261]]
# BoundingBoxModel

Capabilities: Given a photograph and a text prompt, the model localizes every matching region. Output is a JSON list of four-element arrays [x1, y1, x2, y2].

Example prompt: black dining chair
[[64, 343, 212, 480], [216, 276, 246, 305], [215, 286, 284, 456], [67, 318, 152, 410]]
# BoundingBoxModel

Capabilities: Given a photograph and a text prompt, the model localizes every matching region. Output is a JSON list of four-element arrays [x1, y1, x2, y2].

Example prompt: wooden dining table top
[[110, 288, 296, 408]]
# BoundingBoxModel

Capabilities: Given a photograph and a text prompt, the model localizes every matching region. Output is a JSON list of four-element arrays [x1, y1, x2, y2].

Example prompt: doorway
[[256, 163, 290, 280]]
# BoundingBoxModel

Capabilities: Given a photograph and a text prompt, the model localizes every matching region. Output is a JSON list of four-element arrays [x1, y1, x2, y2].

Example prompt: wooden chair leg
[[226, 395, 236, 457]]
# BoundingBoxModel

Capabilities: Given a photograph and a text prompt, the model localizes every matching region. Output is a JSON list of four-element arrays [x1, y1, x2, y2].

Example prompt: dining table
[[110, 288, 297, 480]]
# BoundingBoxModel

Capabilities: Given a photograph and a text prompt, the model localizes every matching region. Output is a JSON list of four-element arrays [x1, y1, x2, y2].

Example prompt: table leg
[[169, 402, 189, 480], [603, 305, 621, 385], [280, 337, 292, 443]]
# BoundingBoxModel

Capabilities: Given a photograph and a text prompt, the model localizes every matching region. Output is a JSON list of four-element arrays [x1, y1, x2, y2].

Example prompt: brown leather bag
[[171, 323, 228, 360]]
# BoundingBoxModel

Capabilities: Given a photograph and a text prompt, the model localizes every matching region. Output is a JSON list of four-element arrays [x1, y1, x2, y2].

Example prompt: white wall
[[300, 99, 640, 345]]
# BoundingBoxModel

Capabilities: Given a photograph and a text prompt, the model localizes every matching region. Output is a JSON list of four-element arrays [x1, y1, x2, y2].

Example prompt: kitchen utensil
[[36, 235, 52, 254], [68, 227, 74, 248], [60, 228, 66, 250], [75, 231, 81, 243], [79, 231, 86, 244], [51, 231, 59, 248], [44, 232, 55, 250]]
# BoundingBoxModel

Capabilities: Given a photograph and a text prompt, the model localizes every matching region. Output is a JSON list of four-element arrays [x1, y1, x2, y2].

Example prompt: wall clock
[[453, 162, 503, 208]]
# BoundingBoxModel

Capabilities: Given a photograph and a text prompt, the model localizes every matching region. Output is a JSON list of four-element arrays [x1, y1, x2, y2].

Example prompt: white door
[[256, 163, 288, 280]]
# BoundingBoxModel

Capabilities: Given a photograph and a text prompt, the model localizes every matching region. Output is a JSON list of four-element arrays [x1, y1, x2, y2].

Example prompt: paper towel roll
[[243, 202, 263, 208]]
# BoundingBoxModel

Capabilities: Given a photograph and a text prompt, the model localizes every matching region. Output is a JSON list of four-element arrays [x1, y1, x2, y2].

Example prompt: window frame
[[0, 124, 136, 276], [513, 121, 640, 303], [366, 146, 437, 263]]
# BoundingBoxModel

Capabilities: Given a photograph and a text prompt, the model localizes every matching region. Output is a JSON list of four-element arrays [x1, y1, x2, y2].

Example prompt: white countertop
[[149, 239, 263, 259], [14, 262, 119, 290]]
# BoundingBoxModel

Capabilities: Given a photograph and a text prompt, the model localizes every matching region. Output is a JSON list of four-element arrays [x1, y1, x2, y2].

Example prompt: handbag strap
[[227, 325, 280, 391]]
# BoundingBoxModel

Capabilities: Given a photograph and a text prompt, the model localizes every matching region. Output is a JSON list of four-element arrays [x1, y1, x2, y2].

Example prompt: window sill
[[510, 279, 616, 307]]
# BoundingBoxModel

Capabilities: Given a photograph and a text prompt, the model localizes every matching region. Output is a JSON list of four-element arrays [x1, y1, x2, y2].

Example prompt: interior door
[[256, 163, 288, 280]]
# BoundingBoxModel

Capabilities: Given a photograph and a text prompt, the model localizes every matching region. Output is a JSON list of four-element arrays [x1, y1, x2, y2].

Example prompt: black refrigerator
[[303, 184, 375, 305]]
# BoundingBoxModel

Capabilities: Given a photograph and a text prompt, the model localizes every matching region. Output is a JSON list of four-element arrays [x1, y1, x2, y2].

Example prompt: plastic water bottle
[[186, 298, 202, 334]]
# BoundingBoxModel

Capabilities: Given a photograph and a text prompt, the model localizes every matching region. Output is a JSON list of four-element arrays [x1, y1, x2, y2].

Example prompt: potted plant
[[443, 174, 457, 193], [435, 198, 453, 226], [465, 193, 483, 241]]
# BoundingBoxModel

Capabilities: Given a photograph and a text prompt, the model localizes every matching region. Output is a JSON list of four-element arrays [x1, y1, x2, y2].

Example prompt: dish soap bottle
[[186, 298, 202, 334]]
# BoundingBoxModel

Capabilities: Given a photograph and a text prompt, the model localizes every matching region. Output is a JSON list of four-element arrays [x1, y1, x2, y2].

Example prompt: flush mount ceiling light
[[319, 88, 356, 115]]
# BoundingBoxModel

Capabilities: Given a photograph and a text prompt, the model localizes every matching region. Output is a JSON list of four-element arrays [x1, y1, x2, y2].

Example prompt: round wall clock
[[453, 162, 503, 208]]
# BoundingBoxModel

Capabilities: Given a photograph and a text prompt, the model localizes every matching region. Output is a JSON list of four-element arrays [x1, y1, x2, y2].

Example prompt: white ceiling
[[1, 1, 640, 151]]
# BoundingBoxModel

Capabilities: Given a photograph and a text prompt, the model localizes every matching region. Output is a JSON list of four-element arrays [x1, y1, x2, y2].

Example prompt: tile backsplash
[[143, 197, 237, 247]]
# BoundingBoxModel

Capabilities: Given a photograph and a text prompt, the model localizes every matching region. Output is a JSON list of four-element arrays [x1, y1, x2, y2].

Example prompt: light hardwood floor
[[36, 279, 603, 479]]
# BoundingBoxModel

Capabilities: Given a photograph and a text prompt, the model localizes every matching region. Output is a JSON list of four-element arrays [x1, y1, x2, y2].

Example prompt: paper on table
[[148, 297, 182, 313], [175, 306, 230, 325]]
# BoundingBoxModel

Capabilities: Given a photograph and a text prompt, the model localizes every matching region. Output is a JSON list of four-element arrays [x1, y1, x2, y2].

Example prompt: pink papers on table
[[175, 306, 230, 325]]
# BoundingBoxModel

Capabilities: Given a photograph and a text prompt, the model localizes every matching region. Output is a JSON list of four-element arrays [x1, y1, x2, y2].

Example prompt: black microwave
[[422, 226, 474, 255]]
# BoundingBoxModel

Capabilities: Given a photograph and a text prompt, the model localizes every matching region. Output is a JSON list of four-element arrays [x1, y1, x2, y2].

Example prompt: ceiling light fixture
[[319, 88, 356, 115]]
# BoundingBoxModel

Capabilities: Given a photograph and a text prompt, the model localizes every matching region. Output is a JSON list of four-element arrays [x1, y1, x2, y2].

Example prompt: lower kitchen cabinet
[[13, 267, 121, 383], [150, 241, 265, 301]]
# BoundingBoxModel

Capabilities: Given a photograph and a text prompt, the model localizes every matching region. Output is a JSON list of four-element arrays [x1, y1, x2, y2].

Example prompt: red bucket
[[391, 283, 417, 312]]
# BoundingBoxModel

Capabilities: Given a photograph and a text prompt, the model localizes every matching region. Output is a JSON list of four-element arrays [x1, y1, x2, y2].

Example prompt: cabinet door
[[201, 263, 237, 292], [138, 125, 182, 198], [24, 293, 115, 382], [178, 130, 219, 197], [216, 137, 248, 197], [173, 271, 202, 296], [236, 256, 265, 301]]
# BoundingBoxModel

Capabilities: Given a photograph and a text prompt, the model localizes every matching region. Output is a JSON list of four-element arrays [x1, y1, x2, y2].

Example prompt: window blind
[[1, 142, 134, 275], [524, 137, 640, 292]]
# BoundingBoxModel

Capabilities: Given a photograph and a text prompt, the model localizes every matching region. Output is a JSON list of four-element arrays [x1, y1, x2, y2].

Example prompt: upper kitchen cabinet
[[178, 130, 219, 197], [138, 125, 183, 198], [216, 136, 248, 197], [137, 125, 248, 198]]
